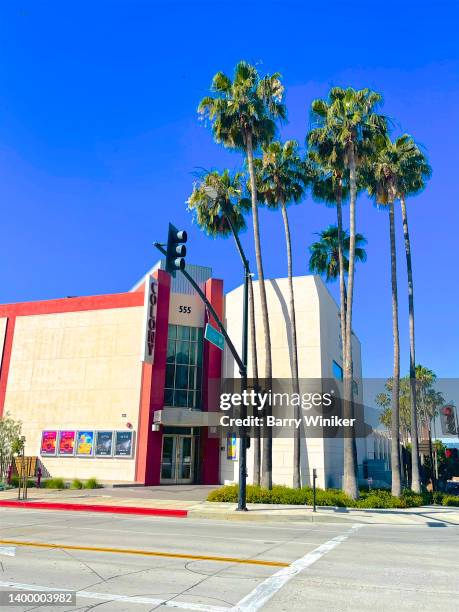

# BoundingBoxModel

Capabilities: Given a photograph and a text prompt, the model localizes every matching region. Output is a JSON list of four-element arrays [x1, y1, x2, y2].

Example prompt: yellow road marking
[[0, 539, 288, 568]]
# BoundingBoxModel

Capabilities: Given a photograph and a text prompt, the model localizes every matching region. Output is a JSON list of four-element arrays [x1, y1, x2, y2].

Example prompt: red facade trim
[[202, 278, 224, 410], [0, 317, 16, 417], [201, 278, 224, 485], [0, 292, 144, 318], [0, 500, 187, 517], [135, 270, 171, 485]]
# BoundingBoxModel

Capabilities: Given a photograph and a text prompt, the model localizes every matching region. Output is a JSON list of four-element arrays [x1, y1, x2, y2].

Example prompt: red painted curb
[[0, 500, 188, 518]]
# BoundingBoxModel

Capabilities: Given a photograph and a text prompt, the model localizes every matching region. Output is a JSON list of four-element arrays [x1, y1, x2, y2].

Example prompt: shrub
[[357, 490, 399, 509], [400, 489, 430, 508], [44, 477, 65, 489], [208, 484, 239, 503], [208, 485, 354, 507], [9, 476, 34, 488], [315, 488, 354, 507], [84, 477, 100, 489], [71, 478, 83, 489], [207, 485, 429, 509], [442, 495, 459, 506]]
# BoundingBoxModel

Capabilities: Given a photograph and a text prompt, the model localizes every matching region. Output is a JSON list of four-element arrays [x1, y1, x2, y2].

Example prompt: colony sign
[[141, 275, 158, 363]]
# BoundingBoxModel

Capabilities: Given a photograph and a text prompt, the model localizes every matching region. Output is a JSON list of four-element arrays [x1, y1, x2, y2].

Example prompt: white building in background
[[220, 274, 383, 490]]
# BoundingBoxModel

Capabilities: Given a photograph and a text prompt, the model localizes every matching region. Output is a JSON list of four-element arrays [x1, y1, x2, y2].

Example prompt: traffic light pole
[[223, 211, 250, 512], [154, 239, 250, 511], [154, 242, 246, 376]]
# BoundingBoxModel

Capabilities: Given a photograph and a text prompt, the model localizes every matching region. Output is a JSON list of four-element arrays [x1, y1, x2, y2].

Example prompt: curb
[[0, 500, 188, 518], [187, 510, 354, 523]]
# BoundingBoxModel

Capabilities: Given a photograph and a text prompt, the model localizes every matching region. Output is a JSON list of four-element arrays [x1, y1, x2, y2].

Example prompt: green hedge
[[207, 485, 449, 509], [10, 476, 35, 488], [43, 477, 65, 489], [441, 495, 459, 506], [84, 477, 100, 489], [428, 492, 459, 506], [7, 476, 102, 490]]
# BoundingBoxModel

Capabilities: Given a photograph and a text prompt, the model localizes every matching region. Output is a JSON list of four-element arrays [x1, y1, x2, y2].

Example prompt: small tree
[[0, 412, 22, 481]]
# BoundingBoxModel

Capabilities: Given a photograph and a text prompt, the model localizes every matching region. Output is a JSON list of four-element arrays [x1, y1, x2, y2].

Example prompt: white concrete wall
[[221, 275, 364, 489]]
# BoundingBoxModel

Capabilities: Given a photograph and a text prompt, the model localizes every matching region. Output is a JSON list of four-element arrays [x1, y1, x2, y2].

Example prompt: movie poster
[[40, 431, 57, 456], [227, 433, 237, 460], [58, 431, 75, 456], [95, 431, 113, 457], [76, 431, 94, 456], [114, 431, 133, 457]]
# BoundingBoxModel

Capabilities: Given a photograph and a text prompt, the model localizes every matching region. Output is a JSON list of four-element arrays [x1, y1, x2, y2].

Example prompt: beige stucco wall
[[4, 306, 144, 482], [221, 275, 364, 489]]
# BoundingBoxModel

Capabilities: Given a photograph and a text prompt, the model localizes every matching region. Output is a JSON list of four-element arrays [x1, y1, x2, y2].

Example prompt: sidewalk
[[1, 487, 458, 525]]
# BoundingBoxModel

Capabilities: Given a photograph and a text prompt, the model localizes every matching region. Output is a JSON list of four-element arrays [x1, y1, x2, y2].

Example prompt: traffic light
[[440, 405, 458, 436], [166, 223, 187, 277], [445, 448, 458, 460]]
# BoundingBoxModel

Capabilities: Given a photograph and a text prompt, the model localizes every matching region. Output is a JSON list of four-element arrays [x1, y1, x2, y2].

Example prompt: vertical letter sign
[[141, 275, 158, 363]]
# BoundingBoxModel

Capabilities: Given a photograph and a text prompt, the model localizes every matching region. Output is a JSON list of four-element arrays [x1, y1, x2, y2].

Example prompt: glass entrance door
[[160, 435, 194, 484]]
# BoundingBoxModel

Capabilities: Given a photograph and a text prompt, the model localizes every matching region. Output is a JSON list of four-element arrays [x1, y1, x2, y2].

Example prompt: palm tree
[[310, 87, 386, 499], [365, 135, 431, 494], [187, 169, 250, 240], [395, 138, 432, 493], [187, 169, 262, 486], [364, 134, 409, 496], [308, 226, 367, 286], [415, 365, 440, 484], [307, 126, 349, 365], [309, 226, 366, 461], [199, 61, 286, 489], [254, 140, 309, 488], [376, 366, 443, 486], [307, 124, 360, 481]]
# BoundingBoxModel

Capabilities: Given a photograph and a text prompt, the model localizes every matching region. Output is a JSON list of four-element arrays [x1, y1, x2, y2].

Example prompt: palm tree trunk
[[280, 201, 301, 488], [249, 275, 261, 486], [336, 182, 346, 364], [389, 201, 402, 496], [343, 145, 359, 500], [337, 184, 359, 478], [246, 131, 273, 489], [400, 196, 421, 493]]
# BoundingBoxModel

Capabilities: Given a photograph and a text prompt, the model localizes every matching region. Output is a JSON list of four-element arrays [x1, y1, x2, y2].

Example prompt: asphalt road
[[0, 508, 457, 611]]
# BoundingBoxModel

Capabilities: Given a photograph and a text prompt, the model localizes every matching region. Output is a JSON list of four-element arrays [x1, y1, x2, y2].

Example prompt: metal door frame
[[160, 434, 195, 484]]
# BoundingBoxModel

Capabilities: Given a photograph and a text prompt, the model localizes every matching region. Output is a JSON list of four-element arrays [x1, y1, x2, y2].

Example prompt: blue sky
[[0, 0, 458, 379]]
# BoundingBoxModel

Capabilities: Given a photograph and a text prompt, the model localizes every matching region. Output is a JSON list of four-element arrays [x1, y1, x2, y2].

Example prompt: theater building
[[0, 262, 222, 485], [0, 261, 378, 489]]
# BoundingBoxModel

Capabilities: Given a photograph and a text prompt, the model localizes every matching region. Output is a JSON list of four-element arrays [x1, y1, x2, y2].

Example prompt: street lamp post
[[221, 209, 250, 512], [201, 189, 251, 512]]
